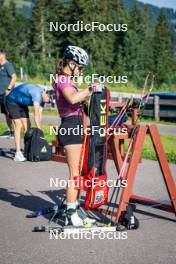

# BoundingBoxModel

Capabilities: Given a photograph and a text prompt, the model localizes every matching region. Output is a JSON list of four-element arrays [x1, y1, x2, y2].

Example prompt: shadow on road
[[0, 188, 65, 214], [0, 188, 175, 224], [0, 148, 15, 159]]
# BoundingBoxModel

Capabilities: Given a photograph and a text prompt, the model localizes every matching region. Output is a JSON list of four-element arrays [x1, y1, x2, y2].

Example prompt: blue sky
[[138, 0, 176, 10]]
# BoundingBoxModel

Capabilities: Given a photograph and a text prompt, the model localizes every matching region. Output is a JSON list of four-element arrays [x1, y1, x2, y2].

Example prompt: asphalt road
[[0, 137, 176, 264]]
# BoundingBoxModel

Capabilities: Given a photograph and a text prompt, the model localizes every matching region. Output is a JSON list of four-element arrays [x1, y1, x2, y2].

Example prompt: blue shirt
[[6, 83, 45, 107]]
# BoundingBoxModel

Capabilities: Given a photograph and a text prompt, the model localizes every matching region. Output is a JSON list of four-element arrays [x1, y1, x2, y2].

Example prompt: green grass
[[0, 123, 175, 163], [125, 134, 176, 164], [139, 117, 176, 126], [0, 123, 8, 134]]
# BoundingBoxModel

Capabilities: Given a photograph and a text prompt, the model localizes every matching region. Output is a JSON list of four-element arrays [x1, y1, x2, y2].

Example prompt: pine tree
[[32, 0, 49, 61], [31, 0, 69, 77], [110, 0, 130, 75], [0, 0, 175, 85], [0, 0, 30, 74], [46, 0, 69, 59], [123, 4, 154, 84], [153, 11, 174, 85], [67, 0, 114, 75], [0, 1, 16, 54]]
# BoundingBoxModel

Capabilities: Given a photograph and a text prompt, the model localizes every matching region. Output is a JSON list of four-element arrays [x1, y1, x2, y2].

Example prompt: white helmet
[[64, 46, 89, 65]]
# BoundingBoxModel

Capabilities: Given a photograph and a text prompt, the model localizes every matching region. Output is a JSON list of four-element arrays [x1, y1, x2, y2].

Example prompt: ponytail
[[53, 59, 68, 89], [56, 58, 70, 75]]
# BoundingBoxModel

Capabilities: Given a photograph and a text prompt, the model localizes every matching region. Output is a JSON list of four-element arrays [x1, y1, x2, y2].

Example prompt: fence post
[[20, 67, 24, 81], [154, 95, 160, 121], [118, 94, 122, 103]]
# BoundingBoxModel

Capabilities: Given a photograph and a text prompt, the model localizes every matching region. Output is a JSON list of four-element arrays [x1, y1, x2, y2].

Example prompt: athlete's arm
[[39, 107, 43, 123], [5, 74, 17, 96], [7, 73, 16, 90], [62, 87, 90, 105], [5, 62, 17, 95], [33, 102, 41, 129]]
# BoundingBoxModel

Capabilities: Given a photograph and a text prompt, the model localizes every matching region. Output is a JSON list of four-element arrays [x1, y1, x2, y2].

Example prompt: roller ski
[[26, 197, 66, 218]]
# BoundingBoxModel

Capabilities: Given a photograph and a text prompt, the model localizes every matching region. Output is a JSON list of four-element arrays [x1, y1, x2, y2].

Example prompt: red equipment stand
[[110, 124, 176, 223], [52, 111, 176, 222]]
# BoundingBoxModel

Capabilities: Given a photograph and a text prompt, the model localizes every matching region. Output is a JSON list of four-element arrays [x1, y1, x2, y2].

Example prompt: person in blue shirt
[[6, 83, 50, 161]]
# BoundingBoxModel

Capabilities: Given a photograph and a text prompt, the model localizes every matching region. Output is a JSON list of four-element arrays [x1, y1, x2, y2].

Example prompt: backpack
[[24, 128, 52, 161]]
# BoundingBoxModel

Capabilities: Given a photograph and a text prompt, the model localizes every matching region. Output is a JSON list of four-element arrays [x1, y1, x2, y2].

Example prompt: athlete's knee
[[13, 119, 23, 129], [67, 162, 79, 178]]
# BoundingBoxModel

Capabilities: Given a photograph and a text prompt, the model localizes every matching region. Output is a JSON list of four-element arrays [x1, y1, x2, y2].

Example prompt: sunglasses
[[72, 62, 83, 71], [78, 65, 83, 71]]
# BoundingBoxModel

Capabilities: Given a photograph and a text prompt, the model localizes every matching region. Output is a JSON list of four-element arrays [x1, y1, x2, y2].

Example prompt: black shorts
[[58, 115, 84, 146], [0, 95, 8, 114], [6, 101, 29, 119]]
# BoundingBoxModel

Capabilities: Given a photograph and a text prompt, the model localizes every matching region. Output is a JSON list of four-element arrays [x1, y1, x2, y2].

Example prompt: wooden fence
[[111, 95, 176, 121]]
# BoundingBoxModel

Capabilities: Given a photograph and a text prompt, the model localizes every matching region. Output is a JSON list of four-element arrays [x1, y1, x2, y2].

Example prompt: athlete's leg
[[64, 143, 89, 226], [64, 144, 82, 203], [21, 118, 31, 133], [13, 119, 23, 152], [5, 114, 13, 131], [20, 106, 30, 133], [64, 143, 96, 226]]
